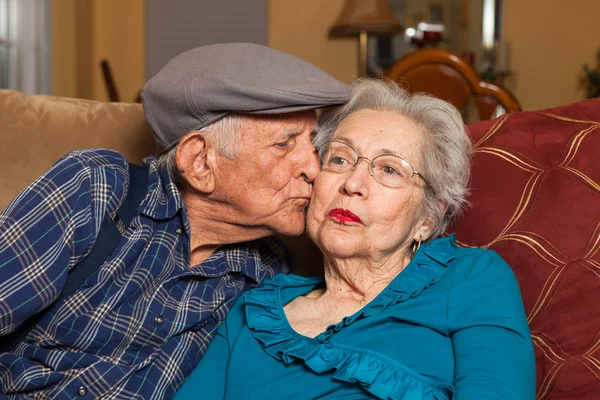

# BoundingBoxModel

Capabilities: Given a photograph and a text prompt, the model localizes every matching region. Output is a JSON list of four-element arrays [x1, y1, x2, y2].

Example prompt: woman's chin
[[316, 232, 365, 260]]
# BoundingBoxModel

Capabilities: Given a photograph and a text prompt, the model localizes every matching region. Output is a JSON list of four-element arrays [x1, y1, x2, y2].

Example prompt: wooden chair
[[384, 48, 520, 121], [100, 59, 141, 103], [100, 60, 121, 102]]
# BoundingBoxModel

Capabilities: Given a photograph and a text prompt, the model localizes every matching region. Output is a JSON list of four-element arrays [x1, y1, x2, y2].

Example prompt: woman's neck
[[320, 249, 412, 303], [282, 247, 414, 338]]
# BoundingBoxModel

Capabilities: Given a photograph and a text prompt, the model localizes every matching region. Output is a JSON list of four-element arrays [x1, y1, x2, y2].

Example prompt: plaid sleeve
[[0, 149, 128, 335]]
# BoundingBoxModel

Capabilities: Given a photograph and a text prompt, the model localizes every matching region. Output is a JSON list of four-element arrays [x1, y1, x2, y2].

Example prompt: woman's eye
[[330, 156, 348, 165], [382, 165, 400, 175]]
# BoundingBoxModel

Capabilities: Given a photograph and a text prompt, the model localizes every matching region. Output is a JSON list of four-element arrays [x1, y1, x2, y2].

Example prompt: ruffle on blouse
[[244, 235, 457, 400]]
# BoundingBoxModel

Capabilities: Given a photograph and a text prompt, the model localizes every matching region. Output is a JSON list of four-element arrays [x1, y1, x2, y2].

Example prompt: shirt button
[[176, 228, 183, 235], [154, 315, 164, 325], [77, 386, 88, 396]]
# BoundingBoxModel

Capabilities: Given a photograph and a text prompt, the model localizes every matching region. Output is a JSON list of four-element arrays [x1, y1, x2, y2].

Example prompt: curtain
[[0, 0, 52, 94]]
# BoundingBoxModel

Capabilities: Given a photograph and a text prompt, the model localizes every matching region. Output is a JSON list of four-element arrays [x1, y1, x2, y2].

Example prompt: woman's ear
[[415, 215, 437, 242], [416, 200, 448, 241], [176, 131, 216, 194]]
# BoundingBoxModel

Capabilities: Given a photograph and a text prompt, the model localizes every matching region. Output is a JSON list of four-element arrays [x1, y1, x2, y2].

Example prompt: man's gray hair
[[314, 79, 472, 240], [156, 114, 247, 184]]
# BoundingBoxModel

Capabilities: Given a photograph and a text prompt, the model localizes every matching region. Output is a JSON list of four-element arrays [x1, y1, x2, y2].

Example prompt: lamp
[[329, 0, 403, 77]]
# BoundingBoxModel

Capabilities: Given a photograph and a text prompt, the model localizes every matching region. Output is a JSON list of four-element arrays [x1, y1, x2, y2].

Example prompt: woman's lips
[[328, 208, 362, 224]]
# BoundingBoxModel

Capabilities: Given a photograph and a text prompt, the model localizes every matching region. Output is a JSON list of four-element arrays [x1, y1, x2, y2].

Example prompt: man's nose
[[296, 140, 320, 182]]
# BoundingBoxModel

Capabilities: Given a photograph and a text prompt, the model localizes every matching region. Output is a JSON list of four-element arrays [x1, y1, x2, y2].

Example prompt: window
[[0, 0, 52, 94]]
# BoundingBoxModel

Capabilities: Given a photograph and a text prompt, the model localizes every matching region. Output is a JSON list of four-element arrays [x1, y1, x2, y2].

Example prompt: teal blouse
[[175, 235, 536, 399]]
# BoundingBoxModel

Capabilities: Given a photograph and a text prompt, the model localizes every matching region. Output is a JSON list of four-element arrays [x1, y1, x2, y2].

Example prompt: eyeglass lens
[[319, 141, 417, 187]]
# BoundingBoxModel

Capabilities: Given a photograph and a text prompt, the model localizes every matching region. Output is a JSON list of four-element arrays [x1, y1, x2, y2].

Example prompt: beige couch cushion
[[0, 90, 157, 210]]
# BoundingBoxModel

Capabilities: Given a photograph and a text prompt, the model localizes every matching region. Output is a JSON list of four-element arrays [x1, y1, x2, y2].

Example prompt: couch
[[1, 89, 599, 399]]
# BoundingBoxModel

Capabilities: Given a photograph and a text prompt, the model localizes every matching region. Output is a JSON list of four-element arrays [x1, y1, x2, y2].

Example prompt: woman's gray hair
[[314, 78, 472, 239], [156, 113, 247, 184]]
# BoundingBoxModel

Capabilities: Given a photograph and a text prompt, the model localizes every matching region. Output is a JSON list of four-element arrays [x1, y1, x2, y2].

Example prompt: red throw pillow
[[452, 98, 600, 399]]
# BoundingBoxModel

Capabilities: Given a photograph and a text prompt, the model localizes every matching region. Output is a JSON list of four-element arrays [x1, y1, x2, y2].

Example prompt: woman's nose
[[341, 159, 371, 197]]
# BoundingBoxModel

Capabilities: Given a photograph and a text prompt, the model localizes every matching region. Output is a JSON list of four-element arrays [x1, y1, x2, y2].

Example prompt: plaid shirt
[[0, 150, 290, 399]]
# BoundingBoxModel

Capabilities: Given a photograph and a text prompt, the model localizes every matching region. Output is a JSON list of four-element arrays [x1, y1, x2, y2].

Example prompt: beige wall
[[269, 0, 599, 111], [269, 0, 358, 83], [504, 0, 599, 110], [52, 1, 598, 109], [52, 0, 146, 101], [52, 0, 80, 98]]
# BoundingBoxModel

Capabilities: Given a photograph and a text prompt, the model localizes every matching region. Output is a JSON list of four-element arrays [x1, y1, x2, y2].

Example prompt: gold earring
[[411, 236, 422, 259]]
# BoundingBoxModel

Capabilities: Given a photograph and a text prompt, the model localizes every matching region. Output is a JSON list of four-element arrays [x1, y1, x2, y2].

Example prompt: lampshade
[[329, 0, 403, 37]]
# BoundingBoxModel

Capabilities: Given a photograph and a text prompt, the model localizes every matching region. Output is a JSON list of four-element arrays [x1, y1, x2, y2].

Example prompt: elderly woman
[[174, 79, 536, 399]]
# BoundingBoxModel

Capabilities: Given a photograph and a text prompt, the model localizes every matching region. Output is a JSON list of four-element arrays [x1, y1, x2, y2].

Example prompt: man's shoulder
[[4, 149, 131, 216], [57, 149, 129, 173], [44, 149, 132, 215]]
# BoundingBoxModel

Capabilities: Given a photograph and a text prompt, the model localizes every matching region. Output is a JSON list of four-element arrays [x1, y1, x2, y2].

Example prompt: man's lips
[[328, 208, 362, 224]]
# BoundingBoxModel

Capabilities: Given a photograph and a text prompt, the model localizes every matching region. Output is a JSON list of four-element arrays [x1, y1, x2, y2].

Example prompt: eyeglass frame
[[316, 140, 429, 188]]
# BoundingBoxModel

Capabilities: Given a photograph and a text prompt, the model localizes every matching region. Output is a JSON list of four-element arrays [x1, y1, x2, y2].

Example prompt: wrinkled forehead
[[330, 109, 427, 155], [247, 110, 318, 138]]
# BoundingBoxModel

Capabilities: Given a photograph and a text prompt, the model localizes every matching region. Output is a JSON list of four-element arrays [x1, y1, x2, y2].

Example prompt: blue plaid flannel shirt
[[0, 149, 290, 399]]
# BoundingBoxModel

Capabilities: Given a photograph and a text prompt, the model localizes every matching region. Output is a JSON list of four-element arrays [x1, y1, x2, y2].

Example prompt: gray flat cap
[[142, 43, 351, 151]]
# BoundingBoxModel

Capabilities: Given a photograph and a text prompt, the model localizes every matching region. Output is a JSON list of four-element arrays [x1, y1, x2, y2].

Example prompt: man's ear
[[176, 131, 216, 194]]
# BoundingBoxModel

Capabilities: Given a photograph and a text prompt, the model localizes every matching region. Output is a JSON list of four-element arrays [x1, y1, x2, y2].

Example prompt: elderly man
[[0, 43, 349, 399]]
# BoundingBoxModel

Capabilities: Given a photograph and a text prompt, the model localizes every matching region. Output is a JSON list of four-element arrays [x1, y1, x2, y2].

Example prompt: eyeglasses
[[317, 141, 428, 188]]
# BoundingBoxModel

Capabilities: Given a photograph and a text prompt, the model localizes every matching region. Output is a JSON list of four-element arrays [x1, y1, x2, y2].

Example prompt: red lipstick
[[328, 208, 362, 224]]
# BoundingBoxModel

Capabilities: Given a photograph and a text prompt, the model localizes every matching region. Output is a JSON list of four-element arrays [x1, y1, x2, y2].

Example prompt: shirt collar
[[187, 241, 260, 283], [416, 233, 458, 267], [137, 157, 186, 223]]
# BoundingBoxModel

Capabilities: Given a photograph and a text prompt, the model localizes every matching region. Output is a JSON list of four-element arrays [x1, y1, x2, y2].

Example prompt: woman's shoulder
[[440, 244, 526, 314], [420, 235, 517, 289], [450, 245, 515, 282]]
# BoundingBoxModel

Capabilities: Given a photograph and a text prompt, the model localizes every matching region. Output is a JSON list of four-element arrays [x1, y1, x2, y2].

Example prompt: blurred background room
[[1, 0, 599, 113]]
